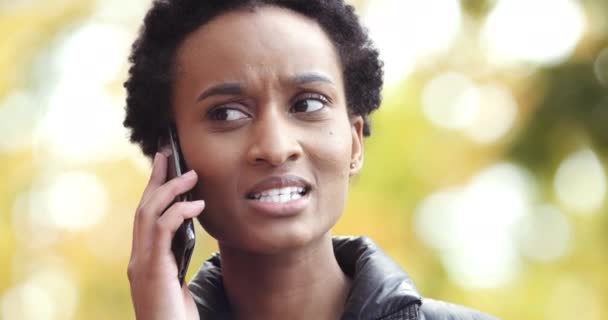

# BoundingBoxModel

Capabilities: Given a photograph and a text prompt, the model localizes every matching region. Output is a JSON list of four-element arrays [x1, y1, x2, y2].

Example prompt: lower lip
[[245, 193, 311, 217]]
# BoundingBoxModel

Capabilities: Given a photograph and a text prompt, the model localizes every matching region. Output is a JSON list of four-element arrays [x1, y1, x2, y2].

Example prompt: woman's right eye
[[207, 107, 249, 121]]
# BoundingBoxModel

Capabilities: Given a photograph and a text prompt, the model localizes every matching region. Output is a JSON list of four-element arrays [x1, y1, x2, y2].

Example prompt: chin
[[214, 220, 332, 255], [199, 196, 341, 255]]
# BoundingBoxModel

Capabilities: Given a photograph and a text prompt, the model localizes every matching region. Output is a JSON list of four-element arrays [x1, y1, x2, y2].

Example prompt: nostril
[[254, 157, 272, 165], [246, 129, 303, 166]]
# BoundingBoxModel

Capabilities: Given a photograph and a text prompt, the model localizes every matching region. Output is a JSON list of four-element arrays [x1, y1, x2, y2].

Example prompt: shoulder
[[418, 298, 499, 320], [333, 236, 498, 320]]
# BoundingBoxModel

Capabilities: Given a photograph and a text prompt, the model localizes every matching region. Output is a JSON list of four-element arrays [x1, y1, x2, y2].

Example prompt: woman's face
[[172, 6, 363, 253]]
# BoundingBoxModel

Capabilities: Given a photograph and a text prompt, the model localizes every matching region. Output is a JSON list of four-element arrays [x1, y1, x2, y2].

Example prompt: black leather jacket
[[188, 236, 498, 320]]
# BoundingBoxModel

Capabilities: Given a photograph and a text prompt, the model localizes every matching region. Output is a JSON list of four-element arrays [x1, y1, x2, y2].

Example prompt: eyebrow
[[195, 72, 335, 102], [289, 72, 335, 86], [196, 83, 243, 102]]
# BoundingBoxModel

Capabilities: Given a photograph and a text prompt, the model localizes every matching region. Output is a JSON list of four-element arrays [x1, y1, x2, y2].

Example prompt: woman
[[123, 0, 497, 319]]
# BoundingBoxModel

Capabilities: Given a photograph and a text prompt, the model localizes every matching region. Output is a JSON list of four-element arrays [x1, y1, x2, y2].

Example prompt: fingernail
[[191, 200, 205, 208], [183, 170, 196, 179], [159, 146, 172, 157]]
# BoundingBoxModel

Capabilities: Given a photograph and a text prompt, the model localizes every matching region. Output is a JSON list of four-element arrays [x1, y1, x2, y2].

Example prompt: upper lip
[[245, 175, 312, 199]]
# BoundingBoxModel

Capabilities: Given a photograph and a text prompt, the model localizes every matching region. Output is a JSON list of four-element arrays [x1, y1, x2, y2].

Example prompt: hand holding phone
[[127, 127, 203, 319], [165, 124, 196, 286]]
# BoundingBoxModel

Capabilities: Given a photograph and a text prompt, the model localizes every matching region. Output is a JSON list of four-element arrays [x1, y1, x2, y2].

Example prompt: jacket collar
[[188, 236, 422, 319], [335, 236, 421, 319]]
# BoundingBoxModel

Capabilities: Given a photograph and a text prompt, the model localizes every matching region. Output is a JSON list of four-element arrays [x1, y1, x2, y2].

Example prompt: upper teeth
[[253, 187, 305, 198], [252, 187, 306, 202]]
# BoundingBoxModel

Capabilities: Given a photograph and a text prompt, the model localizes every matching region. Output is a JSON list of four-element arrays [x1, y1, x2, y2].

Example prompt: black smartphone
[[165, 124, 196, 286]]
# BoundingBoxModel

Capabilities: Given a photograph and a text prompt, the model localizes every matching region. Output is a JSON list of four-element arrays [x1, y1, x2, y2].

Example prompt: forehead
[[174, 6, 343, 85]]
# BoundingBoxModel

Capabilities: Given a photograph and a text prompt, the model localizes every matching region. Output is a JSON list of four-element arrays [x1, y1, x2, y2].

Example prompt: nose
[[246, 108, 302, 167]]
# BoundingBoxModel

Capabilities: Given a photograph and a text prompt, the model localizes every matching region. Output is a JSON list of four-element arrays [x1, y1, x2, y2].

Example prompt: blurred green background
[[1, 0, 607, 319]]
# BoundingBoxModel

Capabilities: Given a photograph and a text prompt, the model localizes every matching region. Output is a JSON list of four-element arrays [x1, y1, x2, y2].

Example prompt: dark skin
[[128, 6, 364, 320]]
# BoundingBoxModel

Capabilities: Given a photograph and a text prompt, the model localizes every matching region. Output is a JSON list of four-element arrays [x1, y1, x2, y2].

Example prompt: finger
[[142, 169, 198, 219], [140, 152, 169, 205], [132, 153, 167, 253], [135, 170, 199, 245], [152, 200, 205, 254]]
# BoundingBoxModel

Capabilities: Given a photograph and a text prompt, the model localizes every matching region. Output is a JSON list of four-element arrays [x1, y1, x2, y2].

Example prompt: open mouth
[[246, 186, 311, 203]]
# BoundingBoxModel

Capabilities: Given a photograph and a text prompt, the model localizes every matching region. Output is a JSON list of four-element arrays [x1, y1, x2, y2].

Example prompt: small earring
[[350, 162, 356, 169]]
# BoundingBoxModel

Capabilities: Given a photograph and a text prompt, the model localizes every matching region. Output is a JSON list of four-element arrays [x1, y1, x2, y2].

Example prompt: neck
[[219, 233, 351, 320]]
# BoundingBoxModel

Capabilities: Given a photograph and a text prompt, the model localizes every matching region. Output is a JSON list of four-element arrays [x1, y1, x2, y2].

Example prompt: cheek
[[307, 127, 352, 175], [308, 127, 353, 228], [186, 140, 243, 238], [185, 139, 242, 199], [304, 124, 353, 219]]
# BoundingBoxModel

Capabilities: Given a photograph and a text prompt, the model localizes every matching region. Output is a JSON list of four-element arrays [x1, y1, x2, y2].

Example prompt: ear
[[349, 115, 364, 176]]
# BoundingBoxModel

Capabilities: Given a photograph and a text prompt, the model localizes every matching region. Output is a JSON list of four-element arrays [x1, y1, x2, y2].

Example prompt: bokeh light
[[516, 205, 571, 263], [0, 91, 39, 152], [31, 20, 133, 164], [53, 22, 129, 88], [415, 163, 536, 288], [463, 84, 518, 144], [34, 85, 129, 164], [421, 73, 518, 144], [46, 171, 109, 231], [481, 0, 586, 66], [421, 72, 479, 130], [554, 148, 607, 214], [2, 266, 78, 320], [363, 0, 461, 86], [11, 190, 59, 249], [594, 47, 608, 86]]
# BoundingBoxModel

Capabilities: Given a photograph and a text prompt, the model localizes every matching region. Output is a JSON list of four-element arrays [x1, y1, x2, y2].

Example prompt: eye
[[291, 94, 328, 113], [208, 107, 249, 121]]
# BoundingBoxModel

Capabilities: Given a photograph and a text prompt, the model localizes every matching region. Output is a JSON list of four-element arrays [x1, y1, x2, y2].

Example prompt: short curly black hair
[[123, 0, 384, 159]]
